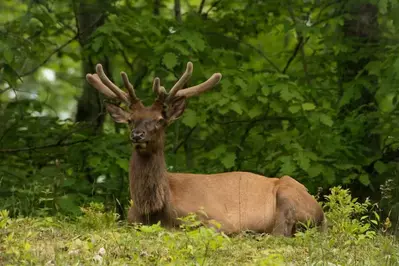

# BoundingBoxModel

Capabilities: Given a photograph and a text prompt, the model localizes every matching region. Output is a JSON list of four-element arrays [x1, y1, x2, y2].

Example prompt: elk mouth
[[132, 141, 148, 149]]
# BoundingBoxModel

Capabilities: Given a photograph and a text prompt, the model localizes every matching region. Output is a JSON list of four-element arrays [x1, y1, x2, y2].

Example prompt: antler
[[86, 61, 222, 108], [154, 62, 222, 103], [86, 64, 140, 106]]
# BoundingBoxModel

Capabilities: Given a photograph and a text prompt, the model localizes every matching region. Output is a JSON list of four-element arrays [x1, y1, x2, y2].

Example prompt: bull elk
[[86, 62, 326, 236]]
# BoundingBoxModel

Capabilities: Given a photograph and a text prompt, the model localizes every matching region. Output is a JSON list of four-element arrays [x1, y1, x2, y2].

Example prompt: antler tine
[[95, 64, 130, 105], [121, 72, 140, 104], [152, 77, 161, 94], [175, 72, 222, 98], [167, 62, 193, 100], [153, 77, 167, 102], [86, 73, 119, 100]]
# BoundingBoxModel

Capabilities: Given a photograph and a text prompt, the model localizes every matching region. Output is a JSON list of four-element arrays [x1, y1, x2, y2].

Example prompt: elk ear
[[166, 96, 186, 122], [105, 103, 130, 124]]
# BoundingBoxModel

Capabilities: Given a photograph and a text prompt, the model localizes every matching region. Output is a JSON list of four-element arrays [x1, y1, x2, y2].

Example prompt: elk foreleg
[[127, 206, 139, 224]]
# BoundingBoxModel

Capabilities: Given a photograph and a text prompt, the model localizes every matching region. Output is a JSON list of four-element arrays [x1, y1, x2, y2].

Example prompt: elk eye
[[127, 119, 135, 127], [157, 118, 165, 126]]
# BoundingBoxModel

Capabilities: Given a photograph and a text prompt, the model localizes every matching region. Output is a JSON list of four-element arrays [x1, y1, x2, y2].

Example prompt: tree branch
[[205, 0, 222, 15], [206, 32, 281, 73], [285, 5, 311, 82], [121, 49, 135, 73], [215, 116, 292, 125], [235, 119, 259, 170], [299, 38, 310, 85], [20, 14, 105, 77], [20, 37, 78, 77], [173, 126, 197, 153], [244, 42, 282, 73], [0, 139, 91, 153], [198, 0, 206, 14], [283, 36, 301, 74]]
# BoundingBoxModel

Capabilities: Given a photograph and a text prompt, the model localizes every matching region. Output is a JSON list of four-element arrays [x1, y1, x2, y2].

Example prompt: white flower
[[68, 249, 79, 255], [98, 247, 106, 256], [45, 260, 55, 266], [93, 254, 103, 264]]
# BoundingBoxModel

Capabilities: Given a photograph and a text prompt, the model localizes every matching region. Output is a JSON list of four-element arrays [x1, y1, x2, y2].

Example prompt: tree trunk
[[337, 3, 379, 199], [154, 0, 161, 16], [73, 0, 124, 218], [74, 0, 110, 134], [338, 3, 379, 111], [174, 0, 181, 22]]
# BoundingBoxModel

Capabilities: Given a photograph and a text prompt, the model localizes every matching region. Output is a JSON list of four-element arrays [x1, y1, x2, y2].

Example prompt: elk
[[86, 62, 326, 236]]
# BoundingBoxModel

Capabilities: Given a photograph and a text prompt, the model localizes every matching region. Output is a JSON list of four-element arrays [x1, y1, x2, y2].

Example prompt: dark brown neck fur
[[129, 135, 176, 227]]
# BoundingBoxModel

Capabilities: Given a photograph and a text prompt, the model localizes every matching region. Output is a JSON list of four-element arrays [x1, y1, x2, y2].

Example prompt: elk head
[[86, 62, 222, 154]]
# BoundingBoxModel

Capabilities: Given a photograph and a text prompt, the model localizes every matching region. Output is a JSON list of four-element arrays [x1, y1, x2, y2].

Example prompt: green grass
[[1, 187, 399, 265]]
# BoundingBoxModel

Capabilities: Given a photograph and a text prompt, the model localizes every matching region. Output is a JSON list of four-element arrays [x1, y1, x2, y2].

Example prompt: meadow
[[1, 187, 398, 266]]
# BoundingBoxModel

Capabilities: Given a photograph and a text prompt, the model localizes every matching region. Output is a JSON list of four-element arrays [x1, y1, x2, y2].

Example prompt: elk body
[[86, 62, 326, 236]]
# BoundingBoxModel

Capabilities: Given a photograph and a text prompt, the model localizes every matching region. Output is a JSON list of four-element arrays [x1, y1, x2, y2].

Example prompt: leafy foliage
[[323, 186, 379, 242], [1, 0, 399, 223]]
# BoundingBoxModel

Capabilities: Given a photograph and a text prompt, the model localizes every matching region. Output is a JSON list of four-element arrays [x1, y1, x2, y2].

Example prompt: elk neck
[[129, 133, 174, 225]]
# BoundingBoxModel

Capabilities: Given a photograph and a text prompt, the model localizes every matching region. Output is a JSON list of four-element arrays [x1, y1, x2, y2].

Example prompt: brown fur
[[127, 142, 176, 227]]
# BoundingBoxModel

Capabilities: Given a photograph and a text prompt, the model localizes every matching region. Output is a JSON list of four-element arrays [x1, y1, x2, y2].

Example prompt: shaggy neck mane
[[129, 138, 174, 226]]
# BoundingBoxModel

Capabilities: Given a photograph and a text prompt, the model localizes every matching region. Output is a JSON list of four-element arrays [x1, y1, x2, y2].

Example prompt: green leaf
[[280, 86, 293, 102], [230, 102, 243, 115], [248, 105, 262, 118], [181, 109, 197, 128], [116, 158, 129, 170], [186, 34, 205, 52], [208, 145, 227, 159], [279, 156, 296, 175], [334, 164, 358, 170], [234, 77, 246, 89], [257, 96, 268, 104], [378, 93, 395, 113], [221, 153, 236, 168], [343, 173, 358, 184], [365, 61, 381, 76], [243, 80, 259, 96], [91, 37, 103, 53], [272, 83, 287, 94], [302, 103, 316, 111], [261, 86, 271, 96], [270, 101, 282, 113], [296, 152, 310, 171], [359, 174, 370, 186], [338, 88, 355, 108], [288, 105, 301, 114], [378, 0, 388, 14], [66, 168, 73, 176], [374, 161, 387, 174], [324, 167, 336, 184], [3, 50, 13, 63], [3, 64, 18, 87], [162, 53, 178, 69], [308, 164, 323, 178], [319, 114, 334, 127], [89, 156, 101, 167], [56, 195, 81, 215]]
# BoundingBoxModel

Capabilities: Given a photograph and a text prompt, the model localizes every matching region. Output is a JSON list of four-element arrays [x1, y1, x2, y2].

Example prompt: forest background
[[1, 0, 399, 227]]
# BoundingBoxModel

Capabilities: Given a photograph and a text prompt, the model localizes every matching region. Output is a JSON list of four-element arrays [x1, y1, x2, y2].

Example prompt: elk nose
[[131, 129, 145, 142]]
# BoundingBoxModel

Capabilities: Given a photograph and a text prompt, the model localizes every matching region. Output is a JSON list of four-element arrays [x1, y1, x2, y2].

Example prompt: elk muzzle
[[131, 129, 145, 141], [130, 129, 147, 149]]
